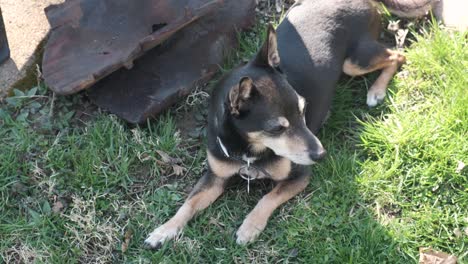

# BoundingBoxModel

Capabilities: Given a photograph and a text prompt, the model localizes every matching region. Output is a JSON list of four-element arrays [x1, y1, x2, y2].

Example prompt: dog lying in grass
[[145, 0, 406, 248]]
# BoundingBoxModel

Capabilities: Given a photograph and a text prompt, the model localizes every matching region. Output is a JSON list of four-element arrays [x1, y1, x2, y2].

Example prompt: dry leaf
[[209, 217, 225, 228], [156, 150, 173, 164], [275, 0, 283, 13], [387, 20, 400, 32], [289, 248, 299, 258], [156, 150, 185, 176], [156, 150, 182, 164], [121, 230, 133, 253], [453, 228, 462, 238], [419, 247, 458, 264], [172, 164, 185, 176], [52, 201, 64, 213], [395, 28, 409, 49]]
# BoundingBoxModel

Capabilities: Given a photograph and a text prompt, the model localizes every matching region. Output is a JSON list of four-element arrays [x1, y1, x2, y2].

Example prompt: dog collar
[[217, 136, 231, 158], [216, 136, 257, 162]]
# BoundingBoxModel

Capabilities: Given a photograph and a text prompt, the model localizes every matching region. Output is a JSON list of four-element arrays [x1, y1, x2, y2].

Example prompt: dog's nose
[[309, 148, 327, 161]]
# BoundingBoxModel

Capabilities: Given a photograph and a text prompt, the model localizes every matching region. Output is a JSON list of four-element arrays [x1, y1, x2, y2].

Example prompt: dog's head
[[224, 25, 326, 165]]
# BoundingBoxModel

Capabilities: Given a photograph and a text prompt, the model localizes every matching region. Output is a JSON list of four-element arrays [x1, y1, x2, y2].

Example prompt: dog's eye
[[266, 124, 286, 135]]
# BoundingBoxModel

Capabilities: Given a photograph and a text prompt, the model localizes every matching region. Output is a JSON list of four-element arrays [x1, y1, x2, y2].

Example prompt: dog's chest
[[207, 150, 292, 181]]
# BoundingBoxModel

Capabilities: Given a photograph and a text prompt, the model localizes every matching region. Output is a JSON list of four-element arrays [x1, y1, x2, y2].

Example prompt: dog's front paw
[[366, 88, 386, 107], [144, 224, 180, 249], [236, 217, 267, 245]]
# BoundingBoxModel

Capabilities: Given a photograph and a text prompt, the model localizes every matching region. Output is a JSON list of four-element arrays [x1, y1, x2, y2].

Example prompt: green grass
[[1, 23, 467, 263]]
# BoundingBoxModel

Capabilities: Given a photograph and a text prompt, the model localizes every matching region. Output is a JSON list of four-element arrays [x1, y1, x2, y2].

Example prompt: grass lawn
[[1, 22, 467, 263]]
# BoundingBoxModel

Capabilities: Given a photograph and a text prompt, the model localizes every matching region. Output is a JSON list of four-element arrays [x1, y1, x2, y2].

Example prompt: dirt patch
[[0, 0, 64, 95]]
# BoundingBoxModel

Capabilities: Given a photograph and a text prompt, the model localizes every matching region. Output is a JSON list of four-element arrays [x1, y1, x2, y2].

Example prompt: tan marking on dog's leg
[[343, 49, 405, 76], [145, 175, 225, 248], [366, 62, 399, 106], [343, 49, 405, 107], [264, 158, 292, 181], [367, 50, 405, 106], [342, 58, 386, 76], [207, 150, 241, 178], [236, 174, 310, 244]]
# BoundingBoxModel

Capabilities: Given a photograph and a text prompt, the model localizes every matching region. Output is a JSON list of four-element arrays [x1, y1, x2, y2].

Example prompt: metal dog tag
[[238, 160, 258, 193]]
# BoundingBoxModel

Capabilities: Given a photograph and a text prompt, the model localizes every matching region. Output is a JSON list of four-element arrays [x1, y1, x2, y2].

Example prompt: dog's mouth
[[269, 146, 326, 165], [283, 154, 316, 165], [248, 130, 326, 165]]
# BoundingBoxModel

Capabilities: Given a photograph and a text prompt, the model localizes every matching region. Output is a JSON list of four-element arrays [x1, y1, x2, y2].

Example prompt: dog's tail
[[375, 0, 439, 18]]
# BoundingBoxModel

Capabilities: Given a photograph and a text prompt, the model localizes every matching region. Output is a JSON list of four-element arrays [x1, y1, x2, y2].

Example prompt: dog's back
[[277, 0, 380, 132]]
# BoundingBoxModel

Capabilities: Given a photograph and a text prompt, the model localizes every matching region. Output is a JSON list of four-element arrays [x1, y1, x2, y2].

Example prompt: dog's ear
[[229, 76, 255, 116], [255, 24, 280, 67]]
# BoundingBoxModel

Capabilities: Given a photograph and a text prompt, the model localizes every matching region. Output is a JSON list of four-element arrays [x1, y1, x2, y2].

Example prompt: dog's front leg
[[145, 171, 226, 249], [236, 170, 310, 244]]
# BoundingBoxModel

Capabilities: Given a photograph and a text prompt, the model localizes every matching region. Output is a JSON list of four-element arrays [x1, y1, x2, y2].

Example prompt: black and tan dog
[[145, 0, 405, 248]]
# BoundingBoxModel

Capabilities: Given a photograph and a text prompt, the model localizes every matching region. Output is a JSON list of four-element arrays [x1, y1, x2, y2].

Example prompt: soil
[[0, 0, 64, 97]]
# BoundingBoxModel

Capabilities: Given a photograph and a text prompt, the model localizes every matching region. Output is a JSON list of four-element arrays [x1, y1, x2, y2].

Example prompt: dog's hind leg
[[144, 172, 226, 249], [343, 40, 406, 106], [236, 170, 310, 244]]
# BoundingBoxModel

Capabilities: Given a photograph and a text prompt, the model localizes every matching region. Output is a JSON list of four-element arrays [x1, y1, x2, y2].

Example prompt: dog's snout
[[309, 148, 326, 161]]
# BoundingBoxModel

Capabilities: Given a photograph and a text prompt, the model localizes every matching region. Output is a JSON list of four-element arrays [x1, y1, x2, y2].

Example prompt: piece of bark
[[88, 0, 256, 123], [42, 0, 221, 95]]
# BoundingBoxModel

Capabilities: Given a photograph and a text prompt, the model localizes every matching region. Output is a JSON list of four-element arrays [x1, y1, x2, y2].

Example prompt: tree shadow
[[291, 77, 410, 262]]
